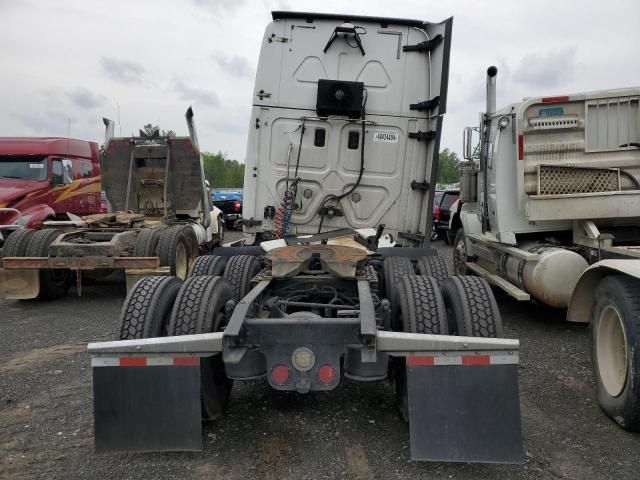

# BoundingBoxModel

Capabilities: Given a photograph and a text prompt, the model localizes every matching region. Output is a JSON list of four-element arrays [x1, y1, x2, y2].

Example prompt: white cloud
[[211, 52, 255, 79], [66, 87, 107, 109], [171, 78, 220, 107], [512, 48, 577, 88], [0, 0, 638, 161], [101, 57, 147, 85]]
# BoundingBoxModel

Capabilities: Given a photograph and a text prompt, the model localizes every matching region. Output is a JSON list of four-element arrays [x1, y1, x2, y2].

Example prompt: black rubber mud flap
[[93, 358, 202, 452], [406, 355, 523, 463]]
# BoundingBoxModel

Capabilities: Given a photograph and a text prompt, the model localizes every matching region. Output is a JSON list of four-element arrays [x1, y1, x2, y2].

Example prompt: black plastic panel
[[407, 363, 523, 463], [316, 79, 364, 119], [93, 365, 202, 452]]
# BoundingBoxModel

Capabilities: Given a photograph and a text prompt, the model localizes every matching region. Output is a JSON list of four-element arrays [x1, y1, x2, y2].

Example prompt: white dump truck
[[0, 108, 223, 299], [87, 12, 525, 463], [451, 66, 640, 430]]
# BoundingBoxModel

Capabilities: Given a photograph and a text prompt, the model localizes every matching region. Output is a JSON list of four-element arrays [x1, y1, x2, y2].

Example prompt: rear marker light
[[518, 134, 524, 160], [541, 95, 569, 103], [271, 364, 289, 385], [291, 347, 315, 372], [317, 364, 337, 384]]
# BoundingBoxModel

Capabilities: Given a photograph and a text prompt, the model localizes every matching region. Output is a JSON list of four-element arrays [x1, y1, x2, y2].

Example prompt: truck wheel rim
[[597, 305, 628, 397], [175, 243, 188, 279], [454, 237, 466, 274]]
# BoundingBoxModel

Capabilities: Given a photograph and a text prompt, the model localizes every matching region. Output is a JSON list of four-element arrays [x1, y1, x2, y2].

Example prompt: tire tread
[[189, 255, 227, 278], [118, 276, 182, 339], [441, 275, 503, 337], [415, 256, 451, 286], [2, 229, 35, 257], [223, 255, 261, 301]]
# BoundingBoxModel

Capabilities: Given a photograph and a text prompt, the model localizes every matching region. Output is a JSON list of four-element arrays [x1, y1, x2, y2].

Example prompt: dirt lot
[[1, 235, 639, 479]]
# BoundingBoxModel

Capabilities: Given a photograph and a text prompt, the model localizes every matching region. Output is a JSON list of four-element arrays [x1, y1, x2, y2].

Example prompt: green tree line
[[437, 148, 460, 184], [202, 151, 245, 188]]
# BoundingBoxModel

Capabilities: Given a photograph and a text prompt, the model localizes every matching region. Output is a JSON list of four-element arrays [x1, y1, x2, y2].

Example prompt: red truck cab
[[0, 137, 104, 244]]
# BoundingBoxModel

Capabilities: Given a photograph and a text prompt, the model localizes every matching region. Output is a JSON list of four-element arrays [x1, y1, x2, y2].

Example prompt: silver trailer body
[[242, 12, 451, 240], [461, 87, 640, 245]]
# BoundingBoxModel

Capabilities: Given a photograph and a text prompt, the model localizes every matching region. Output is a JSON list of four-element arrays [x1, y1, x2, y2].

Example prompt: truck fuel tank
[[459, 161, 478, 203], [503, 244, 588, 308]]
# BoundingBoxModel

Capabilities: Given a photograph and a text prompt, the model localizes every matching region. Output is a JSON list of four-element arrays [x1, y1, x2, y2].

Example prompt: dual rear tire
[[133, 225, 198, 279], [2, 228, 71, 300], [387, 256, 503, 420], [117, 254, 262, 420], [118, 274, 235, 420]]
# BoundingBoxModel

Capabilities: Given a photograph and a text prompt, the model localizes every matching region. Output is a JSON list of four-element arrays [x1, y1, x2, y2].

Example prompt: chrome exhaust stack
[[486, 66, 498, 116]]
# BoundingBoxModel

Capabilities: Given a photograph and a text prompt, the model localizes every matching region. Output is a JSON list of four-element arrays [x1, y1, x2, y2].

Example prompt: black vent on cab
[[316, 79, 364, 119]]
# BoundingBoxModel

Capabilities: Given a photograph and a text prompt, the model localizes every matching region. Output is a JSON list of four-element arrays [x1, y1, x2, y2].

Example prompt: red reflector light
[[518, 134, 524, 160], [317, 364, 337, 384], [541, 95, 569, 103], [233, 200, 241, 212], [119, 357, 147, 367], [433, 206, 441, 221], [173, 356, 200, 366], [406, 356, 435, 366], [271, 364, 289, 385], [462, 355, 491, 365]]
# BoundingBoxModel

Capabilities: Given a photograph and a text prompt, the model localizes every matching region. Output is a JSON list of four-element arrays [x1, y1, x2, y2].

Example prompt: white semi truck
[[86, 12, 526, 463], [451, 66, 640, 431]]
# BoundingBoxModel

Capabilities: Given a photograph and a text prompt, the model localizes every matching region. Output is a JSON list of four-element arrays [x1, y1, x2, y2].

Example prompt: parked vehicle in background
[[0, 137, 104, 247], [212, 189, 242, 229], [432, 188, 459, 244], [100, 191, 111, 212], [431, 190, 443, 240], [452, 65, 640, 432], [0, 108, 223, 300]]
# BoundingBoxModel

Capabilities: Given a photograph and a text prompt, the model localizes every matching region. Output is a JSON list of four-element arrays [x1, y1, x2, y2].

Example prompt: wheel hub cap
[[597, 305, 628, 397]]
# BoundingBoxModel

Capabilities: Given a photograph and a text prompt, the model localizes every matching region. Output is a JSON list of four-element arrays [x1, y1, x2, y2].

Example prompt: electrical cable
[[274, 122, 306, 238], [317, 89, 368, 233]]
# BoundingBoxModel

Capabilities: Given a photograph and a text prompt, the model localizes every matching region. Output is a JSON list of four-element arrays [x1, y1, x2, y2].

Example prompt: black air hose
[[620, 169, 640, 190]]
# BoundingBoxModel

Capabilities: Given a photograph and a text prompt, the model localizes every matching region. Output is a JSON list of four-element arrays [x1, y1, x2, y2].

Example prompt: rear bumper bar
[[1, 256, 159, 270], [87, 330, 519, 359], [88, 329, 523, 463]]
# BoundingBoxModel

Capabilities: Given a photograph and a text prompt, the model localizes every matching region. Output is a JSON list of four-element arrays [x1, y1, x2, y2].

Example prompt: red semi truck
[[0, 137, 105, 246]]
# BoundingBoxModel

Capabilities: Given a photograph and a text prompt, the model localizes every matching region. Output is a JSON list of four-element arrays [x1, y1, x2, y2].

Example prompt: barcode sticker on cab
[[373, 132, 399, 143]]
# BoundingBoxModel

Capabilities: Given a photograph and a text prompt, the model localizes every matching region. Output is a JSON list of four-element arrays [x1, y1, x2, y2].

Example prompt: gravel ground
[[1, 233, 639, 479]]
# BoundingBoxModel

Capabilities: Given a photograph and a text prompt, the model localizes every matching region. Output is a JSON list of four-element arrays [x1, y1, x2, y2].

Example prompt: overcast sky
[[1, 0, 638, 160]]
